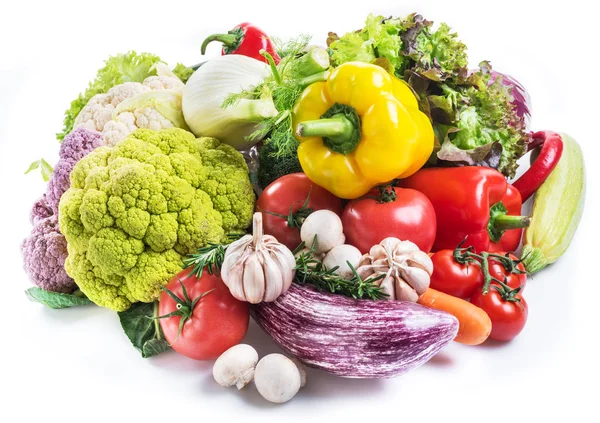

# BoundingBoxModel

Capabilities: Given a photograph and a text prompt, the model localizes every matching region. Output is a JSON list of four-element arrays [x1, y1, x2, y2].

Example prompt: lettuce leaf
[[329, 14, 407, 72], [57, 51, 163, 141], [171, 63, 195, 84]]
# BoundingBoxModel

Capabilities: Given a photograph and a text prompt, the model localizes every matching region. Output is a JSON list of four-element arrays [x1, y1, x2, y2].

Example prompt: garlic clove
[[270, 249, 295, 295], [399, 265, 431, 295], [225, 262, 248, 302], [394, 277, 419, 302], [242, 254, 266, 304], [404, 250, 434, 276], [356, 264, 375, 280], [379, 274, 396, 299], [369, 244, 387, 258], [261, 253, 284, 302], [379, 237, 402, 252], [392, 239, 421, 255]]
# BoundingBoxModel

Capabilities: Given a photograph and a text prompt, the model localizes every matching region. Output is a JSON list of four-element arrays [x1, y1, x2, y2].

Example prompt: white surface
[[1, 1, 598, 422]]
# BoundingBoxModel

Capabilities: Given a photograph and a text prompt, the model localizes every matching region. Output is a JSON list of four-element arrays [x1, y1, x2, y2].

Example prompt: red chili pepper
[[512, 130, 564, 202], [200, 22, 281, 65], [398, 167, 530, 253]]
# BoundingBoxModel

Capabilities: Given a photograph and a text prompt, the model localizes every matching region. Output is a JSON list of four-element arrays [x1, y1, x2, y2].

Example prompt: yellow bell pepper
[[292, 62, 434, 199]]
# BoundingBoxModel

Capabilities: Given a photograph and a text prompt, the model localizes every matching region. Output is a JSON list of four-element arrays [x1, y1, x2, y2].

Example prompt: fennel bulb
[[182, 55, 277, 150]]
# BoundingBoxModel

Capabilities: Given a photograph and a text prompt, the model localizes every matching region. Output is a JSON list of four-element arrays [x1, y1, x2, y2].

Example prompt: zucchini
[[521, 133, 585, 273]]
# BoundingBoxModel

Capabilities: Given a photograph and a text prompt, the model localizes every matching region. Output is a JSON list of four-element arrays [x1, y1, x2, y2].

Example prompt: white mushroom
[[323, 244, 363, 279], [254, 353, 303, 403], [212, 344, 259, 390], [300, 210, 345, 254]]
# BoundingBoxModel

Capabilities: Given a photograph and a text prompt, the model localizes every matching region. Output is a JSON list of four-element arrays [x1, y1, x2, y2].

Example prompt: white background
[[1, 1, 598, 422]]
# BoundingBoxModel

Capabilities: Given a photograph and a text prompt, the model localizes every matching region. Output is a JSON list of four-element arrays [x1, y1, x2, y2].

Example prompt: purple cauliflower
[[22, 128, 104, 293], [30, 195, 53, 225], [21, 215, 76, 293], [46, 128, 104, 214]]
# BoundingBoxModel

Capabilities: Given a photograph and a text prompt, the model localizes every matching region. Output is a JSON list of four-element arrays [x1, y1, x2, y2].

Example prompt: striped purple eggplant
[[252, 283, 459, 378]]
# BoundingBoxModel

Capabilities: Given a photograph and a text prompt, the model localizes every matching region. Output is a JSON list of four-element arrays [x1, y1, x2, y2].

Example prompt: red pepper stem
[[201, 33, 239, 55], [492, 214, 531, 231]]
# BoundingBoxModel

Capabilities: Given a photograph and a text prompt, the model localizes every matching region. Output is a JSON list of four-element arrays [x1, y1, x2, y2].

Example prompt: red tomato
[[429, 250, 484, 299], [341, 187, 436, 254], [470, 288, 528, 341], [488, 254, 527, 291], [158, 268, 249, 360], [256, 173, 343, 251]]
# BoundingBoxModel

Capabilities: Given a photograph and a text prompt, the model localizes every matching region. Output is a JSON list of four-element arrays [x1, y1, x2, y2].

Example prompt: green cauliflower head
[[59, 128, 254, 311]]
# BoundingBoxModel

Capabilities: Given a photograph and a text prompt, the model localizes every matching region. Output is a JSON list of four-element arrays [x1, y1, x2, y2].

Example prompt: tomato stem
[[452, 241, 526, 296], [153, 300, 162, 341], [153, 278, 216, 345], [259, 187, 314, 230]]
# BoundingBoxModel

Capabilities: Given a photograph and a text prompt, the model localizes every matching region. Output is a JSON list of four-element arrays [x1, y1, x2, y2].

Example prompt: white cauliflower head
[[73, 63, 186, 145]]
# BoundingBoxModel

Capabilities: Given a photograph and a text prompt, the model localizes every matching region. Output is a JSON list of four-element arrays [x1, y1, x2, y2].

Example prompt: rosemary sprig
[[182, 234, 244, 278], [293, 241, 388, 301]]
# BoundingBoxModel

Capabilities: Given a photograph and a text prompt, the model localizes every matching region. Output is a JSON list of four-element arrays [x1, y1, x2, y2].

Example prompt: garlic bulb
[[356, 237, 433, 302], [221, 212, 296, 303]]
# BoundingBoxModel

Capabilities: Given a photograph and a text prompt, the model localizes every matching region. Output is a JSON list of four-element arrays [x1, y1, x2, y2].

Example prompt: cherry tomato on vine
[[470, 287, 528, 341], [488, 253, 527, 291], [256, 173, 343, 251], [429, 250, 484, 299], [158, 268, 249, 360]]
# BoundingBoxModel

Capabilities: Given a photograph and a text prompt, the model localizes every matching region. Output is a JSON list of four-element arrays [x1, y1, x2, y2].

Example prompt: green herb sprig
[[293, 240, 388, 301], [182, 234, 244, 278]]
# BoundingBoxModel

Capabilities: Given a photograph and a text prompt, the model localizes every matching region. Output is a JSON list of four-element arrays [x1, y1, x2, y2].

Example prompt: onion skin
[[252, 283, 459, 378]]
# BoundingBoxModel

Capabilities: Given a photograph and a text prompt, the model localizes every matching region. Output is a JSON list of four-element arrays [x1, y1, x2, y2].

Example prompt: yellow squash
[[292, 62, 434, 199]]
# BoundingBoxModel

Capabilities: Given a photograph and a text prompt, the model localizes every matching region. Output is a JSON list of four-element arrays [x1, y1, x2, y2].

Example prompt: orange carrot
[[418, 288, 491, 345]]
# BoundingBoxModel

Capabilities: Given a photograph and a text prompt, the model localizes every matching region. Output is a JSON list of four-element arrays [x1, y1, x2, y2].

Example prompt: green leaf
[[40, 159, 54, 181], [25, 287, 93, 309], [25, 159, 54, 182], [117, 302, 170, 358], [171, 63, 195, 84], [142, 339, 170, 358]]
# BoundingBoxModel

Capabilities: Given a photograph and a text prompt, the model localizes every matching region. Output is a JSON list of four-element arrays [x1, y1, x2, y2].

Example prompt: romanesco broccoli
[[59, 128, 254, 311]]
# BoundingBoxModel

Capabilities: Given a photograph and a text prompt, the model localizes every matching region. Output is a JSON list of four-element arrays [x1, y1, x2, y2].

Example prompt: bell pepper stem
[[296, 115, 354, 139], [492, 214, 531, 231], [297, 104, 362, 155], [487, 202, 530, 243], [201, 33, 239, 55]]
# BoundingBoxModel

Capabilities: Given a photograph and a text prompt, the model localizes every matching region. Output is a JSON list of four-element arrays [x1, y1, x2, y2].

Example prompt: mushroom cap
[[212, 344, 259, 389], [254, 353, 302, 403]]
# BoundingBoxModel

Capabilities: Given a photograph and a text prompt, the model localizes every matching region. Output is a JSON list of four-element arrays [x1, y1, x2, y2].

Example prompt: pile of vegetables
[[21, 13, 585, 405]]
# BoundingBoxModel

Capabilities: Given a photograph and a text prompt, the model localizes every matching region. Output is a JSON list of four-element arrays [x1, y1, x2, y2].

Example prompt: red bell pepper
[[398, 167, 530, 253], [201, 22, 281, 65]]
